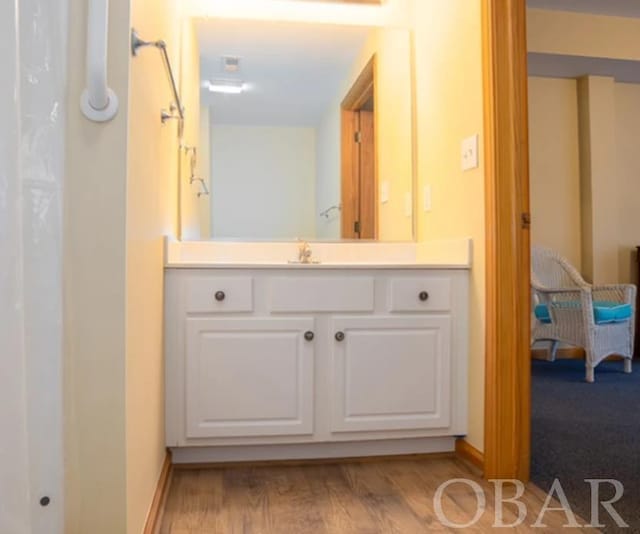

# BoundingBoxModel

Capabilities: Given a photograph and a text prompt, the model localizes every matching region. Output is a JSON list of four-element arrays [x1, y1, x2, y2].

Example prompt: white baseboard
[[170, 437, 455, 464]]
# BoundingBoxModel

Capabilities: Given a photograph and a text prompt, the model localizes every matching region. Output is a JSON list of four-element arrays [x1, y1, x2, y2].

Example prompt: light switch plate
[[423, 185, 432, 212], [380, 181, 389, 204], [461, 134, 479, 171], [404, 192, 412, 217]]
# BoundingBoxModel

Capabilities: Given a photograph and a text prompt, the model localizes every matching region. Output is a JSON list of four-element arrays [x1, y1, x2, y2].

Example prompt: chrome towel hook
[[181, 145, 209, 198]]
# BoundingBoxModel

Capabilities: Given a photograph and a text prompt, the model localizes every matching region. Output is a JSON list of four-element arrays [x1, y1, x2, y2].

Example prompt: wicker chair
[[531, 246, 636, 382]]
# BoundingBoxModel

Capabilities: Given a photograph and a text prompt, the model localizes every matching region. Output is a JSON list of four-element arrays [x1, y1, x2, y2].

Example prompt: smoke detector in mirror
[[222, 56, 241, 72], [205, 79, 246, 94]]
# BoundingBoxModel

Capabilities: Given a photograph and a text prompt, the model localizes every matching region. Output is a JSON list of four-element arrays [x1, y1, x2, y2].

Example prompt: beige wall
[[528, 77, 582, 269], [529, 76, 640, 286], [412, 0, 485, 451], [315, 94, 342, 239], [126, 0, 181, 533], [65, 0, 183, 532], [577, 76, 619, 284], [374, 28, 414, 241], [529, 8, 640, 285], [576, 77, 595, 282], [198, 106, 212, 238], [528, 9, 640, 62], [64, 0, 131, 531], [180, 18, 210, 240], [615, 83, 640, 285], [210, 125, 318, 239]]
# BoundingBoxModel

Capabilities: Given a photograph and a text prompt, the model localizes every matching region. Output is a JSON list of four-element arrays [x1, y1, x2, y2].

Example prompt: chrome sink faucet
[[298, 240, 313, 264]]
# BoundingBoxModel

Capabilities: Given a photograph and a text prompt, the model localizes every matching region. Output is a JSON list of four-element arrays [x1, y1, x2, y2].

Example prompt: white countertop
[[164, 238, 472, 270], [165, 262, 469, 270]]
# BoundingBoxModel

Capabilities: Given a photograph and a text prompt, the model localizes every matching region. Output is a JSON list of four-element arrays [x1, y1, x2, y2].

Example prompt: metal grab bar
[[131, 29, 185, 126], [81, 0, 119, 122]]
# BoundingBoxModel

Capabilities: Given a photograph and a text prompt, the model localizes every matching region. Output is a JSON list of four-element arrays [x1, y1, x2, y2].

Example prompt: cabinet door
[[185, 317, 315, 438], [330, 316, 451, 433]]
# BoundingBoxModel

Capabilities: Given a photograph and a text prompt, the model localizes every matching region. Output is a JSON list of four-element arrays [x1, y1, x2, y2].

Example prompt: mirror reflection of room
[[185, 17, 413, 242]]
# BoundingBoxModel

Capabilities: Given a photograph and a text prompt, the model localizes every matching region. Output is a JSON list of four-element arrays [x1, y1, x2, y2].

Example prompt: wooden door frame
[[482, 0, 531, 480], [341, 56, 378, 239]]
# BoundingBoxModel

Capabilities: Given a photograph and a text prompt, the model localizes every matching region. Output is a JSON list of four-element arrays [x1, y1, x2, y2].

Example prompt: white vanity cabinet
[[165, 267, 469, 463]]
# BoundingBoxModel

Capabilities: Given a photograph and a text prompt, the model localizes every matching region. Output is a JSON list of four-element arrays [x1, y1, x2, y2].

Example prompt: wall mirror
[[181, 16, 415, 242]]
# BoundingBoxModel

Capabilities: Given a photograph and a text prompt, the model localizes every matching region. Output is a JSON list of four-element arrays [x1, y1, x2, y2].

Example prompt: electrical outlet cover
[[380, 181, 390, 204], [423, 185, 432, 212], [461, 134, 479, 171]]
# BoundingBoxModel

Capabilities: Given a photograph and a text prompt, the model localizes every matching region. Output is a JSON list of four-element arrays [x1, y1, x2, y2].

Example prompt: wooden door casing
[[482, 0, 531, 480], [359, 110, 376, 239]]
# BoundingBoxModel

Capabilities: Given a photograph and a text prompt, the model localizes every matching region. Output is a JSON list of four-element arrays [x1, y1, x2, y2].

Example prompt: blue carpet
[[531, 359, 640, 532]]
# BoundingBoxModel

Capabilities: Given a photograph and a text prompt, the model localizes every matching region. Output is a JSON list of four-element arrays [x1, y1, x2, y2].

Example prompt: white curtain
[[0, 0, 66, 532]]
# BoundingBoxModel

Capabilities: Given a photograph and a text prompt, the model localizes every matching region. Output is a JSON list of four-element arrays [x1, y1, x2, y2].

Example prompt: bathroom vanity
[[164, 240, 470, 463]]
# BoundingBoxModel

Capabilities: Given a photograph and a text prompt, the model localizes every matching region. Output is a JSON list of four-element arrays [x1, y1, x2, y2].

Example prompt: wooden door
[[341, 56, 377, 239], [341, 110, 376, 239], [341, 110, 360, 239]]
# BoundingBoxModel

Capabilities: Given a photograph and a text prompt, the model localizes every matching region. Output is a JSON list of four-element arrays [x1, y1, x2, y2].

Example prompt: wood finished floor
[[159, 456, 598, 534]]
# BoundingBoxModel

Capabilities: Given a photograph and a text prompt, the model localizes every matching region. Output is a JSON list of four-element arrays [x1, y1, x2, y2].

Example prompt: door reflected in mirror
[[184, 17, 414, 242]]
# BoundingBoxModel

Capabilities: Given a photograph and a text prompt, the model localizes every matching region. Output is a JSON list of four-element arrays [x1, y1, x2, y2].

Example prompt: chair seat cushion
[[534, 301, 632, 325]]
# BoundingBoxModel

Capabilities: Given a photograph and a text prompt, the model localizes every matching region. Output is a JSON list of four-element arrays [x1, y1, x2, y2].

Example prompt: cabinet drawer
[[186, 277, 253, 313], [388, 278, 451, 312], [269, 277, 374, 312]]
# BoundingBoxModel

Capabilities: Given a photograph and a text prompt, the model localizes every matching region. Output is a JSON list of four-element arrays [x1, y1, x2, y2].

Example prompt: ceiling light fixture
[[206, 79, 245, 94]]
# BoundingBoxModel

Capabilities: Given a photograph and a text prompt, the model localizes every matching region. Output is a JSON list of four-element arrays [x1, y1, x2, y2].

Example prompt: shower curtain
[[0, 0, 66, 532]]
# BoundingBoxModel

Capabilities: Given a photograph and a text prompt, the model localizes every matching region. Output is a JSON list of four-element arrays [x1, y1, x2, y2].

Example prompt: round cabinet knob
[[304, 331, 314, 341], [335, 331, 345, 342], [214, 290, 226, 302], [419, 291, 429, 302]]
